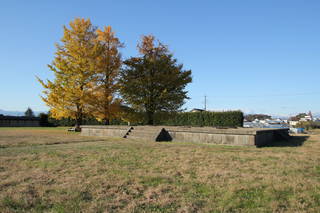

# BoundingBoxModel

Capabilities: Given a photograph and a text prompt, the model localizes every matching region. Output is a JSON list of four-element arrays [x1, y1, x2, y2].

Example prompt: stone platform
[[80, 125, 289, 147]]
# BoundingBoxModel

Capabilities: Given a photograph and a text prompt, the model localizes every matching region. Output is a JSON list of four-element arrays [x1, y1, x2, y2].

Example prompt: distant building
[[243, 118, 289, 129], [300, 112, 313, 122], [289, 121, 299, 126], [190, 108, 205, 112]]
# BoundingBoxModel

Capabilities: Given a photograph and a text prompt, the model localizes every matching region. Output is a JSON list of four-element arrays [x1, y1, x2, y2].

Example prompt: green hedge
[[155, 111, 244, 127], [44, 115, 127, 127], [42, 110, 243, 127]]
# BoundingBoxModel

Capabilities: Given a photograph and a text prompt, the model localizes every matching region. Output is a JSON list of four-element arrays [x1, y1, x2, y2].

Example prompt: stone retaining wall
[[167, 127, 289, 146], [80, 125, 289, 147], [167, 130, 255, 146], [81, 125, 131, 138]]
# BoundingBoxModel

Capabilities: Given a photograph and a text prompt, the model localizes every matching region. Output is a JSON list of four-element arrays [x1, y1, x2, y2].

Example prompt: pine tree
[[24, 107, 35, 117], [119, 35, 192, 125]]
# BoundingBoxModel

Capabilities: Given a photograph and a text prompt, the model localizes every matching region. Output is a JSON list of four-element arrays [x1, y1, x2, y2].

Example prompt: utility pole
[[204, 95, 207, 111]]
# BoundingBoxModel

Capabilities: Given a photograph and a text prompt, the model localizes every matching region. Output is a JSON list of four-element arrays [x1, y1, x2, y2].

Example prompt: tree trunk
[[75, 105, 82, 132], [104, 119, 110, 125], [147, 111, 154, 125], [75, 116, 82, 132], [104, 98, 110, 125]]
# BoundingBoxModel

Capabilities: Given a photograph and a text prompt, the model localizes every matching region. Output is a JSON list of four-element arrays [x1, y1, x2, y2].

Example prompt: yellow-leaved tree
[[38, 18, 99, 130], [87, 26, 123, 125]]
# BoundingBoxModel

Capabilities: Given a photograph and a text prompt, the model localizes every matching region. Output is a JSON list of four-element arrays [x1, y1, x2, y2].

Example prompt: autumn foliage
[[87, 26, 123, 125], [38, 19, 97, 129], [38, 18, 192, 127]]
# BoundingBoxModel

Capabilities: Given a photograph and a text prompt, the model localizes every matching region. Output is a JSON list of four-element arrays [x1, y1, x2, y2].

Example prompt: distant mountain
[[0, 109, 45, 116], [0, 109, 24, 116]]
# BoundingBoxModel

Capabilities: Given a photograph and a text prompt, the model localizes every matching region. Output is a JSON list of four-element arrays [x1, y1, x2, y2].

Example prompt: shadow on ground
[[262, 135, 309, 147]]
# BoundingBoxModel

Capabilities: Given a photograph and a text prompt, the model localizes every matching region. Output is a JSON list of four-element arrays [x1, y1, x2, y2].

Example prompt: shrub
[[39, 113, 50, 127], [46, 110, 244, 127], [47, 116, 127, 127], [155, 111, 244, 127], [296, 121, 320, 130]]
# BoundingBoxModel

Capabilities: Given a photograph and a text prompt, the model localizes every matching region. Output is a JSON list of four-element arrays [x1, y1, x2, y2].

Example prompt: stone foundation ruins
[[81, 125, 290, 147]]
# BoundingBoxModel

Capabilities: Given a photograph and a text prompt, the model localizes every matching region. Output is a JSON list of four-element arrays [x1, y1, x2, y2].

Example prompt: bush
[[47, 116, 127, 127], [45, 110, 244, 127], [39, 113, 50, 127], [296, 121, 320, 130], [155, 111, 244, 127]]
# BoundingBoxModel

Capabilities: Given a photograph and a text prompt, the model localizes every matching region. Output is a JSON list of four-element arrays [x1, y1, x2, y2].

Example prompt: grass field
[[0, 127, 320, 212]]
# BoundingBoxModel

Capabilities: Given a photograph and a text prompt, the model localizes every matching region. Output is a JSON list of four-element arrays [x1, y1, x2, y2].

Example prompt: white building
[[289, 121, 299, 126]]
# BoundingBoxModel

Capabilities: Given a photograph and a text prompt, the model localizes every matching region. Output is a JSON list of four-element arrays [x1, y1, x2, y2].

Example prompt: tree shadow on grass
[[261, 135, 309, 147]]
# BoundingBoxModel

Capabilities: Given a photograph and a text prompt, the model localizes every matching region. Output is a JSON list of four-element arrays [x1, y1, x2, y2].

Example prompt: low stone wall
[[166, 127, 287, 146], [167, 130, 255, 146], [81, 125, 131, 138], [80, 125, 289, 147]]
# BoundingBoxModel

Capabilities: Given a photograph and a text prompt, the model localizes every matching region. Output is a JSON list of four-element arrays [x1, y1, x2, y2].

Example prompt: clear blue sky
[[0, 0, 319, 116]]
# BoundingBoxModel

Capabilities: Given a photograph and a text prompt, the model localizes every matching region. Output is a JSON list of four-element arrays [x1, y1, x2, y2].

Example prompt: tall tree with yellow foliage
[[87, 26, 123, 125], [38, 18, 98, 130]]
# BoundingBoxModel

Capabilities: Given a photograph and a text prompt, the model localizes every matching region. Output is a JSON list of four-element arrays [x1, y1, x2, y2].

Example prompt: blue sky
[[0, 0, 319, 116]]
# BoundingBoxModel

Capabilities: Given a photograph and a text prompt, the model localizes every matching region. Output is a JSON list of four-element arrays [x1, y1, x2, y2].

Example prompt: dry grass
[[0, 127, 320, 212], [0, 127, 103, 148]]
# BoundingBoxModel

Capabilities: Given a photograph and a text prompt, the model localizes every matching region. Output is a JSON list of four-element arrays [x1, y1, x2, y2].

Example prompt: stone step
[[125, 127, 172, 142], [131, 126, 165, 130], [130, 128, 161, 133], [126, 129, 161, 140], [129, 131, 158, 136], [125, 135, 157, 141]]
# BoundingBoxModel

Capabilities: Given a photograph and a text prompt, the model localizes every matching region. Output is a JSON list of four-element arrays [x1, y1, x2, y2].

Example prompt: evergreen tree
[[24, 107, 35, 117], [119, 35, 192, 125]]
